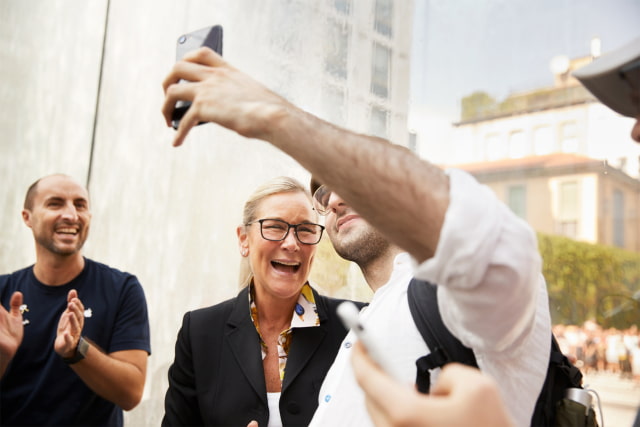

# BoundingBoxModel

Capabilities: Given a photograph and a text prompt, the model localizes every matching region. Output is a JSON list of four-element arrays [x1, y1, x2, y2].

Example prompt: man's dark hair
[[23, 178, 43, 211]]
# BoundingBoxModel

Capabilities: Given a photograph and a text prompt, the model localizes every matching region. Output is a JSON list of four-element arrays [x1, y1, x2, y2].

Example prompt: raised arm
[[162, 47, 449, 263], [0, 291, 24, 377], [67, 347, 147, 410], [55, 289, 147, 410]]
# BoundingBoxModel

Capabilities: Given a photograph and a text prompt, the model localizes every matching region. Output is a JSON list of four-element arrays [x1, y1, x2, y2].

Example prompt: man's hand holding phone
[[162, 26, 299, 148], [170, 25, 223, 130]]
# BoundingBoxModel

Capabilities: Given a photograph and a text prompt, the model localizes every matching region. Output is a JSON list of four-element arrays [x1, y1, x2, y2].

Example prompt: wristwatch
[[63, 336, 90, 364]]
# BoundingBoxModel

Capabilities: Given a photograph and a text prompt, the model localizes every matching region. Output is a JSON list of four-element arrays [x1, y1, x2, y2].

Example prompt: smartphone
[[171, 25, 224, 129], [337, 301, 403, 381]]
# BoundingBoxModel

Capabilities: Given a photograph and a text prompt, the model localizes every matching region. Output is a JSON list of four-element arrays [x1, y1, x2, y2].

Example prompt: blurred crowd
[[553, 321, 640, 382]]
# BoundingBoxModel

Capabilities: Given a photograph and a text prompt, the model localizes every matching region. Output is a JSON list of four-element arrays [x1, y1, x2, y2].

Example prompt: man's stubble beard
[[35, 230, 88, 257], [329, 223, 390, 268]]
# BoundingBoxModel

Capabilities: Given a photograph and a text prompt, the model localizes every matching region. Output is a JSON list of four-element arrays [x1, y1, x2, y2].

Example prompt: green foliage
[[309, 236, 373, 301], [309, 235, 351, 294], [460, 86, 592, 122], [460, 91, 497, 121], [538, 233, 640, 328]]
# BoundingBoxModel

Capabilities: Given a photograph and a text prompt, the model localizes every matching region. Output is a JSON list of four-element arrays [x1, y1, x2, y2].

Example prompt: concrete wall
[[0, 0, 411, 423]]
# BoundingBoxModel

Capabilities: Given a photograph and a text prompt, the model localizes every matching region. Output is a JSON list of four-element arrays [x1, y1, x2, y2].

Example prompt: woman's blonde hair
[[238, 176, 316, 286]]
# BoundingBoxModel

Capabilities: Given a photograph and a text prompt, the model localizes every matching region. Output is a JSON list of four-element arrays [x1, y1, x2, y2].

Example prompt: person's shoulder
[[312, 288, 367, 312], [0, 265, 33, 288], [193, 290, 243, 314], [1, 265, 33, 277], [82, 258, 147, 303], [185, 292, 243, 327], [85, 257, 129, 274], [85, 258, 139, 283]]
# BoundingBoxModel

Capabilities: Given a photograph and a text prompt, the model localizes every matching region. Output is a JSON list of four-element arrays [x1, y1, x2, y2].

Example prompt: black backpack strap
[[408, 278, 478, 393], [530, 334, 584, 426], [550, 336, 583, 386]]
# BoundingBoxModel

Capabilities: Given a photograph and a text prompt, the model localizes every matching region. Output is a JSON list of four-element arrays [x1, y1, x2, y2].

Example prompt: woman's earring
[[241, 249, 248, 257]]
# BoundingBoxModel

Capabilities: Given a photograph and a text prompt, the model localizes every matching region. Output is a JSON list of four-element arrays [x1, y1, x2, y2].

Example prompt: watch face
[[77, 337, 89, 357], [63, 337, 89, 364]]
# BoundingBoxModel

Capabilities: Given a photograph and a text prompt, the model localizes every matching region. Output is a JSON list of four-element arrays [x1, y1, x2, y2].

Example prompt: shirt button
[[344, 341, 352, 349]]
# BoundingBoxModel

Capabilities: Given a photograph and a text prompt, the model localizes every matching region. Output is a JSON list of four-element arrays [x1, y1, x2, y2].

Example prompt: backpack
[[407, 278, 586, 427]]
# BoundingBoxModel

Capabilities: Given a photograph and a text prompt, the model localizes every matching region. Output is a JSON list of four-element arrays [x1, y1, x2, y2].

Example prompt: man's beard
[[330, 223, 389, 268], [36, 234, 87, 256]]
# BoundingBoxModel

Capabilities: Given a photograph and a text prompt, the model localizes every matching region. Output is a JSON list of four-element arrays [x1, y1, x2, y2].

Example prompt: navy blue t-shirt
[[0, 258, 151, 426]]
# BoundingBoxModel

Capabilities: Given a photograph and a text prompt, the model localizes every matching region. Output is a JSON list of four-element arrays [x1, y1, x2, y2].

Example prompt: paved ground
[[582, 371, 640, 426]]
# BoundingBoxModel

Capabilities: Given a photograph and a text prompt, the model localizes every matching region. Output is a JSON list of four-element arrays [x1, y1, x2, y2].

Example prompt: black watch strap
[[63, 336, 89, 365]]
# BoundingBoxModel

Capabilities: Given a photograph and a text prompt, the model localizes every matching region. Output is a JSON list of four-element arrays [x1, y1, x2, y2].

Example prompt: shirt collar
[[248, 281, 320, 331]]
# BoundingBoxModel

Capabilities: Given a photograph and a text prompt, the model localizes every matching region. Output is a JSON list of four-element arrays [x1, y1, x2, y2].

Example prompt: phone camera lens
[[178, 35, 187, 44]]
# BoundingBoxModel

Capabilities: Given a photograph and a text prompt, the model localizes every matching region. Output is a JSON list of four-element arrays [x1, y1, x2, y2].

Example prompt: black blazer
[[162, 286, 362, 427]]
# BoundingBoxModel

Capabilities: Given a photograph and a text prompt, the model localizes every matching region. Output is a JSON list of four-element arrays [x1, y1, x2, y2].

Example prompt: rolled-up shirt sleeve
[[413, 168, 544, 356]]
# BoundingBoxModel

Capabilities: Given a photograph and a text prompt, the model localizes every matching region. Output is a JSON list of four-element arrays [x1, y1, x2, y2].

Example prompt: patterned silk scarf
[[249, 282, 320, 382]]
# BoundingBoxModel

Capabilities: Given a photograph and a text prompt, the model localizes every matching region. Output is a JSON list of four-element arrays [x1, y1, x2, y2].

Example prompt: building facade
[[455, 153, 640, 252], [254, 0, 413, 145], [446, 52, 640, 251]]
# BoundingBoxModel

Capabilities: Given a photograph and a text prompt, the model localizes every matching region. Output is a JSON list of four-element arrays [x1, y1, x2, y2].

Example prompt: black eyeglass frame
[[246, 218, 325, 245], [312, 185, 332, 216]]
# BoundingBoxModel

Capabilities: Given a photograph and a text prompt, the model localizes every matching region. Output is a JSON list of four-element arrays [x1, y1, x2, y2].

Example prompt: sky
[[410, 0, 640, 120]]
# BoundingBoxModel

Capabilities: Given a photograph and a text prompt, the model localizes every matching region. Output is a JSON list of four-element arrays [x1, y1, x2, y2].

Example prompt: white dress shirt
[[309, 169, 551, 427]]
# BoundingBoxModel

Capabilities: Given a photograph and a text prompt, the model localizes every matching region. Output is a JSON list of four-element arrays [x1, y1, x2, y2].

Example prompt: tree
[[461, 91, 497, 121], [538, 233, 640, 328]]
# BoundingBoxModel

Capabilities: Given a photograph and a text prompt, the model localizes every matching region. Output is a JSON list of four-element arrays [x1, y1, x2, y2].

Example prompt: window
[[334, 0, 351, 14], [508, 131, 526, 158], [558, 181, 579, 239], [371, 42, 391, 98], [508, 185, 527, 219], [267, 0, 305, 57], [533, 126, 554, 155], [485, 133, 505, 161], [374, 0, 393, 37], [613, 189, 624, 247], [369, 106, 388, 138], [325, 19, 349, 79], [408, 130, 418, 152], [558, 220, 578, 238], [559, 181, 578, 218], [560, 121, 578, 153], [322, 85, 346, 126]]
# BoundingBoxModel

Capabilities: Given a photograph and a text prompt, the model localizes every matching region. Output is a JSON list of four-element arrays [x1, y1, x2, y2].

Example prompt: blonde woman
[[163, 177, 362, 427]]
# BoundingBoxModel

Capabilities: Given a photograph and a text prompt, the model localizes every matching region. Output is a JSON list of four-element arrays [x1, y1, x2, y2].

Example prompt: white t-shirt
[[309, 169, 551, 427], [266, 392, 282, 427]]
